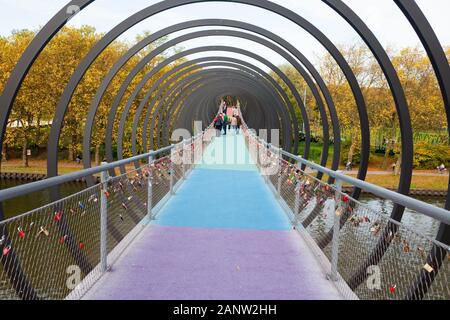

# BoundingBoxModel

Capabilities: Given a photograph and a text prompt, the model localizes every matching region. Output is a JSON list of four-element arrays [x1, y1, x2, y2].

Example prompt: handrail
[[245, 128, 450, 226], [0, 131, 204, 203]]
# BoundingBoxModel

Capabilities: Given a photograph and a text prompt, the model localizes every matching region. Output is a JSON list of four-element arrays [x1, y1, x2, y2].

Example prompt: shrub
[[413, 141, 450, 169], [340, 139, 361, 165]]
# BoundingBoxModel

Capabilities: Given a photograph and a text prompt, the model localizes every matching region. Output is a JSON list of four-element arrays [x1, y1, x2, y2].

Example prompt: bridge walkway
[[83, 133, 342, 300]]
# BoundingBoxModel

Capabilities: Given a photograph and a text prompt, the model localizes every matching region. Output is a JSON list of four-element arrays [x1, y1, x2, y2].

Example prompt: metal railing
[[0, 130, 210, 300], [243, 126, 450, 300]]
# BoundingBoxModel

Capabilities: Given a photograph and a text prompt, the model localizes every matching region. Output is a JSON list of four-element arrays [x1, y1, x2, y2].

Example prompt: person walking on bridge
[[214, 114, 223, 137], [222, 113, 229, 135], [235, 114, 242, 134], [230, 114, 238, 135]]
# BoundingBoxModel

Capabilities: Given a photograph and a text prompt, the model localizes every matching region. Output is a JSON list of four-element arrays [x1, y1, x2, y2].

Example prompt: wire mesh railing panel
[[0, 184, 103, 300], [0, 133, 207, 300], [244, 127, 450, 300]]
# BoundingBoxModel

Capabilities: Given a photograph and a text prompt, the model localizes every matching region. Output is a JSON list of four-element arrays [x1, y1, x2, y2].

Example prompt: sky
[[0, 0, 449, 72]]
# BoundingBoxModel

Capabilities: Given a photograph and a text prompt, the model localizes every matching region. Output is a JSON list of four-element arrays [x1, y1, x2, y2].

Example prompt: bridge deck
[[84, 134, 342, 300]]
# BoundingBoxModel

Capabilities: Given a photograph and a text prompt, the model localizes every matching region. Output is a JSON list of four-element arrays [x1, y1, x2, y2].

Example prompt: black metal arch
[[156, 61, 288, 149], [104, 40, 306, 166], [99, 39, 299, 175], [161, 70, 282, 143], [135, 61, 290, 158], [38, 0, 371, 198], [108, 51, 292, 169], [77, 18, 342, 175], [145, 68, 289, 153], [0, 0, 448, 300], [125, 51, 305, 159]]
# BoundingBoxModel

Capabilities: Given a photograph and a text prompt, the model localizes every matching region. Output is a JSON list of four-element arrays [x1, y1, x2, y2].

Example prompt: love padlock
[[54, 211, 63, 222], [342, 194, 349, 203], [60, 235, 68, 244], [79, 242, 85, 250], [389, 285, 396, 294], [335, 207, 344, 217], [423, 263, 434, 273], [36, 226, 49, 238], [121, 203, 128, 211], [2, 245, 11, 257], [18, 227, 25, 239]]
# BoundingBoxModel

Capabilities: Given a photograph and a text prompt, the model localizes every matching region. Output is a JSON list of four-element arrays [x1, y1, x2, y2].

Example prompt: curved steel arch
[[83, 18, 341, 169], [127, 56, 260, 157], [132, 54, 303, 157], [100, 39, 300, 175], [40, 0, 370, 195], [78, 18, 341, 175], [145, 68, 288, 154], [394, 0, 450, 300], [156, 62, 294, 149], [173, 79, 274, 139], [123, 58, 290, 166], [0, 0, 449, 301], [166, 72, 278, 142], [115, 56, 296, 165], [153, 63, 287, 149], [106, 40, 306, 163]]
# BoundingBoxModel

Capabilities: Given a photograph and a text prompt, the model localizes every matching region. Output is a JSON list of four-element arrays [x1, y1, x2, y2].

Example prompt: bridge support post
[[276, 147, 282, 199], [170, 144, 175, 195], [294, 163, 302, 224], [328, 176, 343, 282], [182, 139, 187, 180], [100, 168, 109, 273], [147, 152, 154, 219]]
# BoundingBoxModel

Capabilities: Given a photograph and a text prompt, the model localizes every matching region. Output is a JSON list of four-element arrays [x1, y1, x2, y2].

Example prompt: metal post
[[170, 145, 175, 195], [329, 176, 343, 282], [182, 139, 187, 180], [147, 152, 154, 219], [294, 162, 302, 222], [277, 147, 282, 198], [100, 169, 108, 273]]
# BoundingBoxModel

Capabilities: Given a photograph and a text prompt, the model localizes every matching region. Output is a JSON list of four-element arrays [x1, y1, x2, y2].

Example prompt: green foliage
[[340, 139, 361, 165], [413, 141, 450, 169]]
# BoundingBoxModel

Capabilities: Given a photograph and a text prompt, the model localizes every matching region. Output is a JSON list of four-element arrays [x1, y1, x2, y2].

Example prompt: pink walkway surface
[[84, 225, 342, 300]]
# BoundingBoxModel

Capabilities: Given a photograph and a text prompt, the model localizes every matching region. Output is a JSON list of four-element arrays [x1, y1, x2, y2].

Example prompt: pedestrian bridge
[[0, 0, 450, 301], [0, 123, 448, 300], [83, 133, 343, 300]]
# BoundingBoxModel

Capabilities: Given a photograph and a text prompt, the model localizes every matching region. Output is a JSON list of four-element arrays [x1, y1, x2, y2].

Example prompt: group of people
[[213, 111, 242, 137]]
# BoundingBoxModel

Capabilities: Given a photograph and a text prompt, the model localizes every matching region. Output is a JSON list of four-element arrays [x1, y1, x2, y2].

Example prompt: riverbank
[[1, 160, 448, 191]]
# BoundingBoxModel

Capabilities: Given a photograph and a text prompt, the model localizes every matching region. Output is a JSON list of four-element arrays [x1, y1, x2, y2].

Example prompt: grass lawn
[[345, 173, 448, 190], [298, 141, 334, 166], [1, 160, 141, 176], [0, 165, 79, 175]]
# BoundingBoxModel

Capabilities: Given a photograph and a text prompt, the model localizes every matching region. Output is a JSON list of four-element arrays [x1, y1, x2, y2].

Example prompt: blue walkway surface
[[153, 168, 292, 230], [84, 134, 342, 300]]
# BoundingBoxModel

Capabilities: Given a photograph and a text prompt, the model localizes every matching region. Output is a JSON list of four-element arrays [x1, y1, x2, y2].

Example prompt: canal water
[[1, 178, 445, 238], [0, 178, 447, 299]]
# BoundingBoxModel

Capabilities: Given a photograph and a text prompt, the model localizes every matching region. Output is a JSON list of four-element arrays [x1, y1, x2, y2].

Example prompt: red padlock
[[342, 194, 349, 203], [54, 211, 63, 221], [2, 245, 11, 256], [18, 227, 25, 239], [60, 235, 68, 244], [389, 285, 396, 294], [79, 242, 85, 250]]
